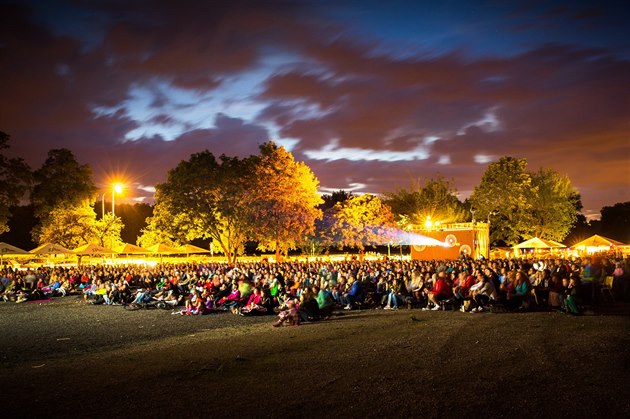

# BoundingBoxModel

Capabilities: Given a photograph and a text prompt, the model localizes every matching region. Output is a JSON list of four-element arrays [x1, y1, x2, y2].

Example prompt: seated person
[[547, 273, 565, 310], [240, 287, 269, 316], [423, 272, 453, 311], [315, 285, 335, 318], [506, 271, 530, 310], [342, 276, 365, 310], [469, 273, 497, 312], [383, 278, 403, 309], [298, 287, 320, 321], [216, 285, 240, 311], [273, 299, 300, 327]]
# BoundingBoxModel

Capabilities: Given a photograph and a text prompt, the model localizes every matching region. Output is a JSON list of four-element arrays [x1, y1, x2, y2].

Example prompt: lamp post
[[112, 183, 123, 216]]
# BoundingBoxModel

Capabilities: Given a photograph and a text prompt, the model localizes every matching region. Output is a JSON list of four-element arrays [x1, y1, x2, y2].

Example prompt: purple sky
[[1, 0, 629, 219]]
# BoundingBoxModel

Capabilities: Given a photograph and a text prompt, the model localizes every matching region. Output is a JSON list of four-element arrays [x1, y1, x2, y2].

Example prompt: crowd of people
[[1, 254, 628, 323]]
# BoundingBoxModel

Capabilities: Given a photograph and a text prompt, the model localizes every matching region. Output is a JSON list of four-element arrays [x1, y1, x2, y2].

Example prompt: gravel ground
[[1, 297, 629, 418]]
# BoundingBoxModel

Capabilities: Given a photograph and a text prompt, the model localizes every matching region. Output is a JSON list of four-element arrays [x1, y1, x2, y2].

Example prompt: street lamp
[[112, 183, 123, 216]]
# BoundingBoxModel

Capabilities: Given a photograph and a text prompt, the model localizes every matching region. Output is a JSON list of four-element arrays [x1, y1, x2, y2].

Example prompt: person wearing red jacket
[[423, 272, 453, 311]]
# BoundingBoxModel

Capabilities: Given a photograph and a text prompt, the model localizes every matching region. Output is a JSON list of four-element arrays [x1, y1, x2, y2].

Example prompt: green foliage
[[93, 212, 125, 249], [321, 190, 353, 210], [470, 156, 580, 245], [34, 200, 98, 248], [384, 175, 467, 226], [528, 169, 579, 241], [31, 148, 97, 221], [136, 199, 190, 248], [149, 142, 323, 262], [0, 132, 32, 234], [149, 151, 252, 263], [469, 156, 533, 245], [311, 190, 353, 249], [328, 194, 396, 250]]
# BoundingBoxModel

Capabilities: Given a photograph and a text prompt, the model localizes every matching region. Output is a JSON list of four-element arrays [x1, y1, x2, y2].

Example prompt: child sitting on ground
[[273, 299, 299, 327]]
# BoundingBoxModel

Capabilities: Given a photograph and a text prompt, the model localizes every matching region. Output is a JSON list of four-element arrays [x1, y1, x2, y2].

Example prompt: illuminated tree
[[35, 200, 98, 248], [0, 131, 32, 234], [151, 152, 251, 263], [384, 175, 467, 225], [469, 156, 533, 245], [328, 194, 396, 250], [136, 199, 189, 248], [307, 190, 354, 254], [94, 212, 125, 249], [528, 168, 579, 241], [469, 156, 580, 245], [31, 149, 97, 220], [248, 142, 323, 260]]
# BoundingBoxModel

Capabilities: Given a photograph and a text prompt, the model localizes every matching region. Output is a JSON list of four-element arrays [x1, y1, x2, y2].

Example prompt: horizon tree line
[[0, 130, 627, 259]]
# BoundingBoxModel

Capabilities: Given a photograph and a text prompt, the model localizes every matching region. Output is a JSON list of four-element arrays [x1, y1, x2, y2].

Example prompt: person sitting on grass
[[173, 291, 206, 315], [298, 286, 320, 321], [406, 268, 425, 307], [273, 299, 300, 327], [469, 272, 497, 312], [505, 271, 530, 311], [315, 285, 335, 319], [82, 279, 98, 301], [422, 272, 453, 311], [343, 276, 365, 310], [240, 287, 268, 316], [547, 273, 565, 310], [453, 270, 473, 309], [216, 284, 240, 311], [383, 277, 403, 309]]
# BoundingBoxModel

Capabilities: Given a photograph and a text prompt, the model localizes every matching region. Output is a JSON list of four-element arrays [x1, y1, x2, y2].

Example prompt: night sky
[[1, 0, 629, 218]]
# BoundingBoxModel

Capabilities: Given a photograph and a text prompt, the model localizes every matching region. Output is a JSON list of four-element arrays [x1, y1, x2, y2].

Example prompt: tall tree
[[248, 142, 323, 260], [0, 131, 32, 234], [151, 152, 252, 263], [93, 213, 125, 249], [136, 198, 193, 248], [35, 200, 98, 248], [596, 201, 630, 241], [309, 190, 354, 252], [31, 148, 97, 221], [384, 175, 467, 226], [469, 156, 534, 245], [528, 169, 580, 241], [328, 194, 396, 250]]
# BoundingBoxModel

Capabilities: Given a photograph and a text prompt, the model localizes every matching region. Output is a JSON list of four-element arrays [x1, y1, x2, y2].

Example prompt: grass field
[[1, 298, 629, 418]]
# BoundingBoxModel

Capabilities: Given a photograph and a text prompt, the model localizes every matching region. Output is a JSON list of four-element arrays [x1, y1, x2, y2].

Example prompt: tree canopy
[[528, 168, 579, 241], [0, 132, 32, 234], [469, 156, 580, 245], [35, 200, 98, 248], [145, 143, 323, 262], [384, 175, 467, 226], [327, 194, 396, 250], [31, 148, 97, 221], [248, 142, 322, 260], [148, 151, 251, 263]]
